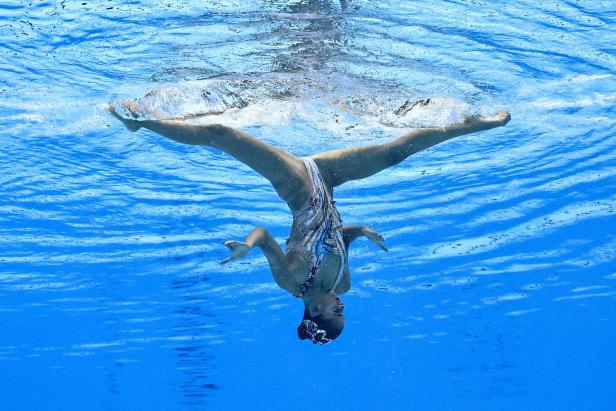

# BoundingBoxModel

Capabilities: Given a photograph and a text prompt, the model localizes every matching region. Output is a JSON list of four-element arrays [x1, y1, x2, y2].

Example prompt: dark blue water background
[[1, 0, 615, 409]]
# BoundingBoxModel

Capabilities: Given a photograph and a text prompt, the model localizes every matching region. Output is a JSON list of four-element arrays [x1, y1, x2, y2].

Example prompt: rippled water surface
[[1, 0, 616, 409]]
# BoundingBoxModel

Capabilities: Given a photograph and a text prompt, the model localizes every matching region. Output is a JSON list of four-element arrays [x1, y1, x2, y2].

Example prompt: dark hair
[[297, 306, 343, 344]]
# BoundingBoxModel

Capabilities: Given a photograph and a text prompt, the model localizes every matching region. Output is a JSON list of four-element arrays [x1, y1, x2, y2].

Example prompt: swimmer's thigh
[[311, 141, 404, 187], [207, 126, 312, 208]]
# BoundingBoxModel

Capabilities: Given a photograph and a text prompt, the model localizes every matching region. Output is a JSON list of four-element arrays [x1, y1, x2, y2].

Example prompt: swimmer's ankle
[[106, 104, 142, 132]]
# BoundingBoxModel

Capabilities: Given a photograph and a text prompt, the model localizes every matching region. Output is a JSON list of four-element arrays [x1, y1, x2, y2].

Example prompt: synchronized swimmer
[[109, 106, 510, 344]]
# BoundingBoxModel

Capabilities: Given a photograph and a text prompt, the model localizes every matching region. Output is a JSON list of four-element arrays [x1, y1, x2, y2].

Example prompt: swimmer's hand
[[105, 104, 142, 132], [220, 240, 251, 265], [362, 227, 389, 252]]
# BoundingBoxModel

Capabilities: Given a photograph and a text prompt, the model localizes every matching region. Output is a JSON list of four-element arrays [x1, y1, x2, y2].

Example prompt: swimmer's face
[[315, 293, 345, 330], [300, 293, 345, 342]]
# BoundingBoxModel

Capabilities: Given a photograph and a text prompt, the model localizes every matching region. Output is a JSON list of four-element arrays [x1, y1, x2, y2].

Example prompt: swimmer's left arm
[[221, 227, 298, 293], [341, 225, 389, 252]]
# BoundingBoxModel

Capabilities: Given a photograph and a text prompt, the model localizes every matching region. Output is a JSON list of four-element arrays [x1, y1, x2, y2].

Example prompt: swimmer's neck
[[299, 265, 347, 301], [300, 283, 332, 303]]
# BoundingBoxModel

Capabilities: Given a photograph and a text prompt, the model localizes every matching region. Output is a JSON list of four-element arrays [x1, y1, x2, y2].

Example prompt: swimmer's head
[[297, 292, 344, 344]]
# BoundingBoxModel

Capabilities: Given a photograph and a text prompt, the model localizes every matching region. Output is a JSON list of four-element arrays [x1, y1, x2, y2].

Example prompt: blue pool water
[[1, 0, 615, 409]]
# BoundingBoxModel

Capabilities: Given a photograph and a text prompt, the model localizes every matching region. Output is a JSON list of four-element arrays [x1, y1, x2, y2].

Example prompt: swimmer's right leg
[[108, 107, 310, 209], [312, 112, 511, 187]]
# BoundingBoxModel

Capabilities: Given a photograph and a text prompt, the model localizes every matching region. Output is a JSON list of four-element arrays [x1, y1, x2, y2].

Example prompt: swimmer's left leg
[[108, 107, 311, 210], [312, 112, 510, 187]]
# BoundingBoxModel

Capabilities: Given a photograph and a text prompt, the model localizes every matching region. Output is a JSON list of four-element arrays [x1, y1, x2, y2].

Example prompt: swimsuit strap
[[298, 265, 319, 296]]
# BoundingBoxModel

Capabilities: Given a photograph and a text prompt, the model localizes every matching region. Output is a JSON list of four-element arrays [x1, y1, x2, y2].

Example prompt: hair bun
[[297, 319, 331, 344], [297, 322, 311, 340]]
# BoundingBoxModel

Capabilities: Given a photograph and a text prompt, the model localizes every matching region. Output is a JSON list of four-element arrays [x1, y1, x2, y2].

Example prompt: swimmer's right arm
[[341, 225, 389, 252]]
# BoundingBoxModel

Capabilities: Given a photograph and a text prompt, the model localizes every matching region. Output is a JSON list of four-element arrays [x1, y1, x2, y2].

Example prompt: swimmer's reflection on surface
[[266, 0, 349, 12], [108, 104, 510, 345], [261, 0, 352, 72]]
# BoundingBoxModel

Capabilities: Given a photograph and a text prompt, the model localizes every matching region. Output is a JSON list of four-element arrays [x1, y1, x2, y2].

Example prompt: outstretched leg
[[108, 108, 311, 210], [311, 112, 510, 187]]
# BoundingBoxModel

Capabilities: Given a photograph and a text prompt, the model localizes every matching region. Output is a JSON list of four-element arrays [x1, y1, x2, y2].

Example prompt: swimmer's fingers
[[375, 242, 389, 252], [105, 104, 142, 132], [362, 227, 389, 252], [220, 240, 251, 265], [362, 226, 384, 242], [219, 256, 233, 265]]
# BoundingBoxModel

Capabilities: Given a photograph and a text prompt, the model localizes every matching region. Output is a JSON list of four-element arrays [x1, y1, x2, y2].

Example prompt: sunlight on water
[[109, 71, 475, 140]]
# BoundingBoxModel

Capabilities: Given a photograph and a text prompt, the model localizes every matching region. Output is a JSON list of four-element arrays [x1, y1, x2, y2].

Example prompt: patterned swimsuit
[[286, 157, 348, 296]]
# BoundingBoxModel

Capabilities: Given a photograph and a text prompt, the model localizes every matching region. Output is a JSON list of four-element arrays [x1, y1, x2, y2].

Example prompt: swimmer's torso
[[283, 157, 350, 296], [285, 225, 350, 294], [285, 228, 350, 296]]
